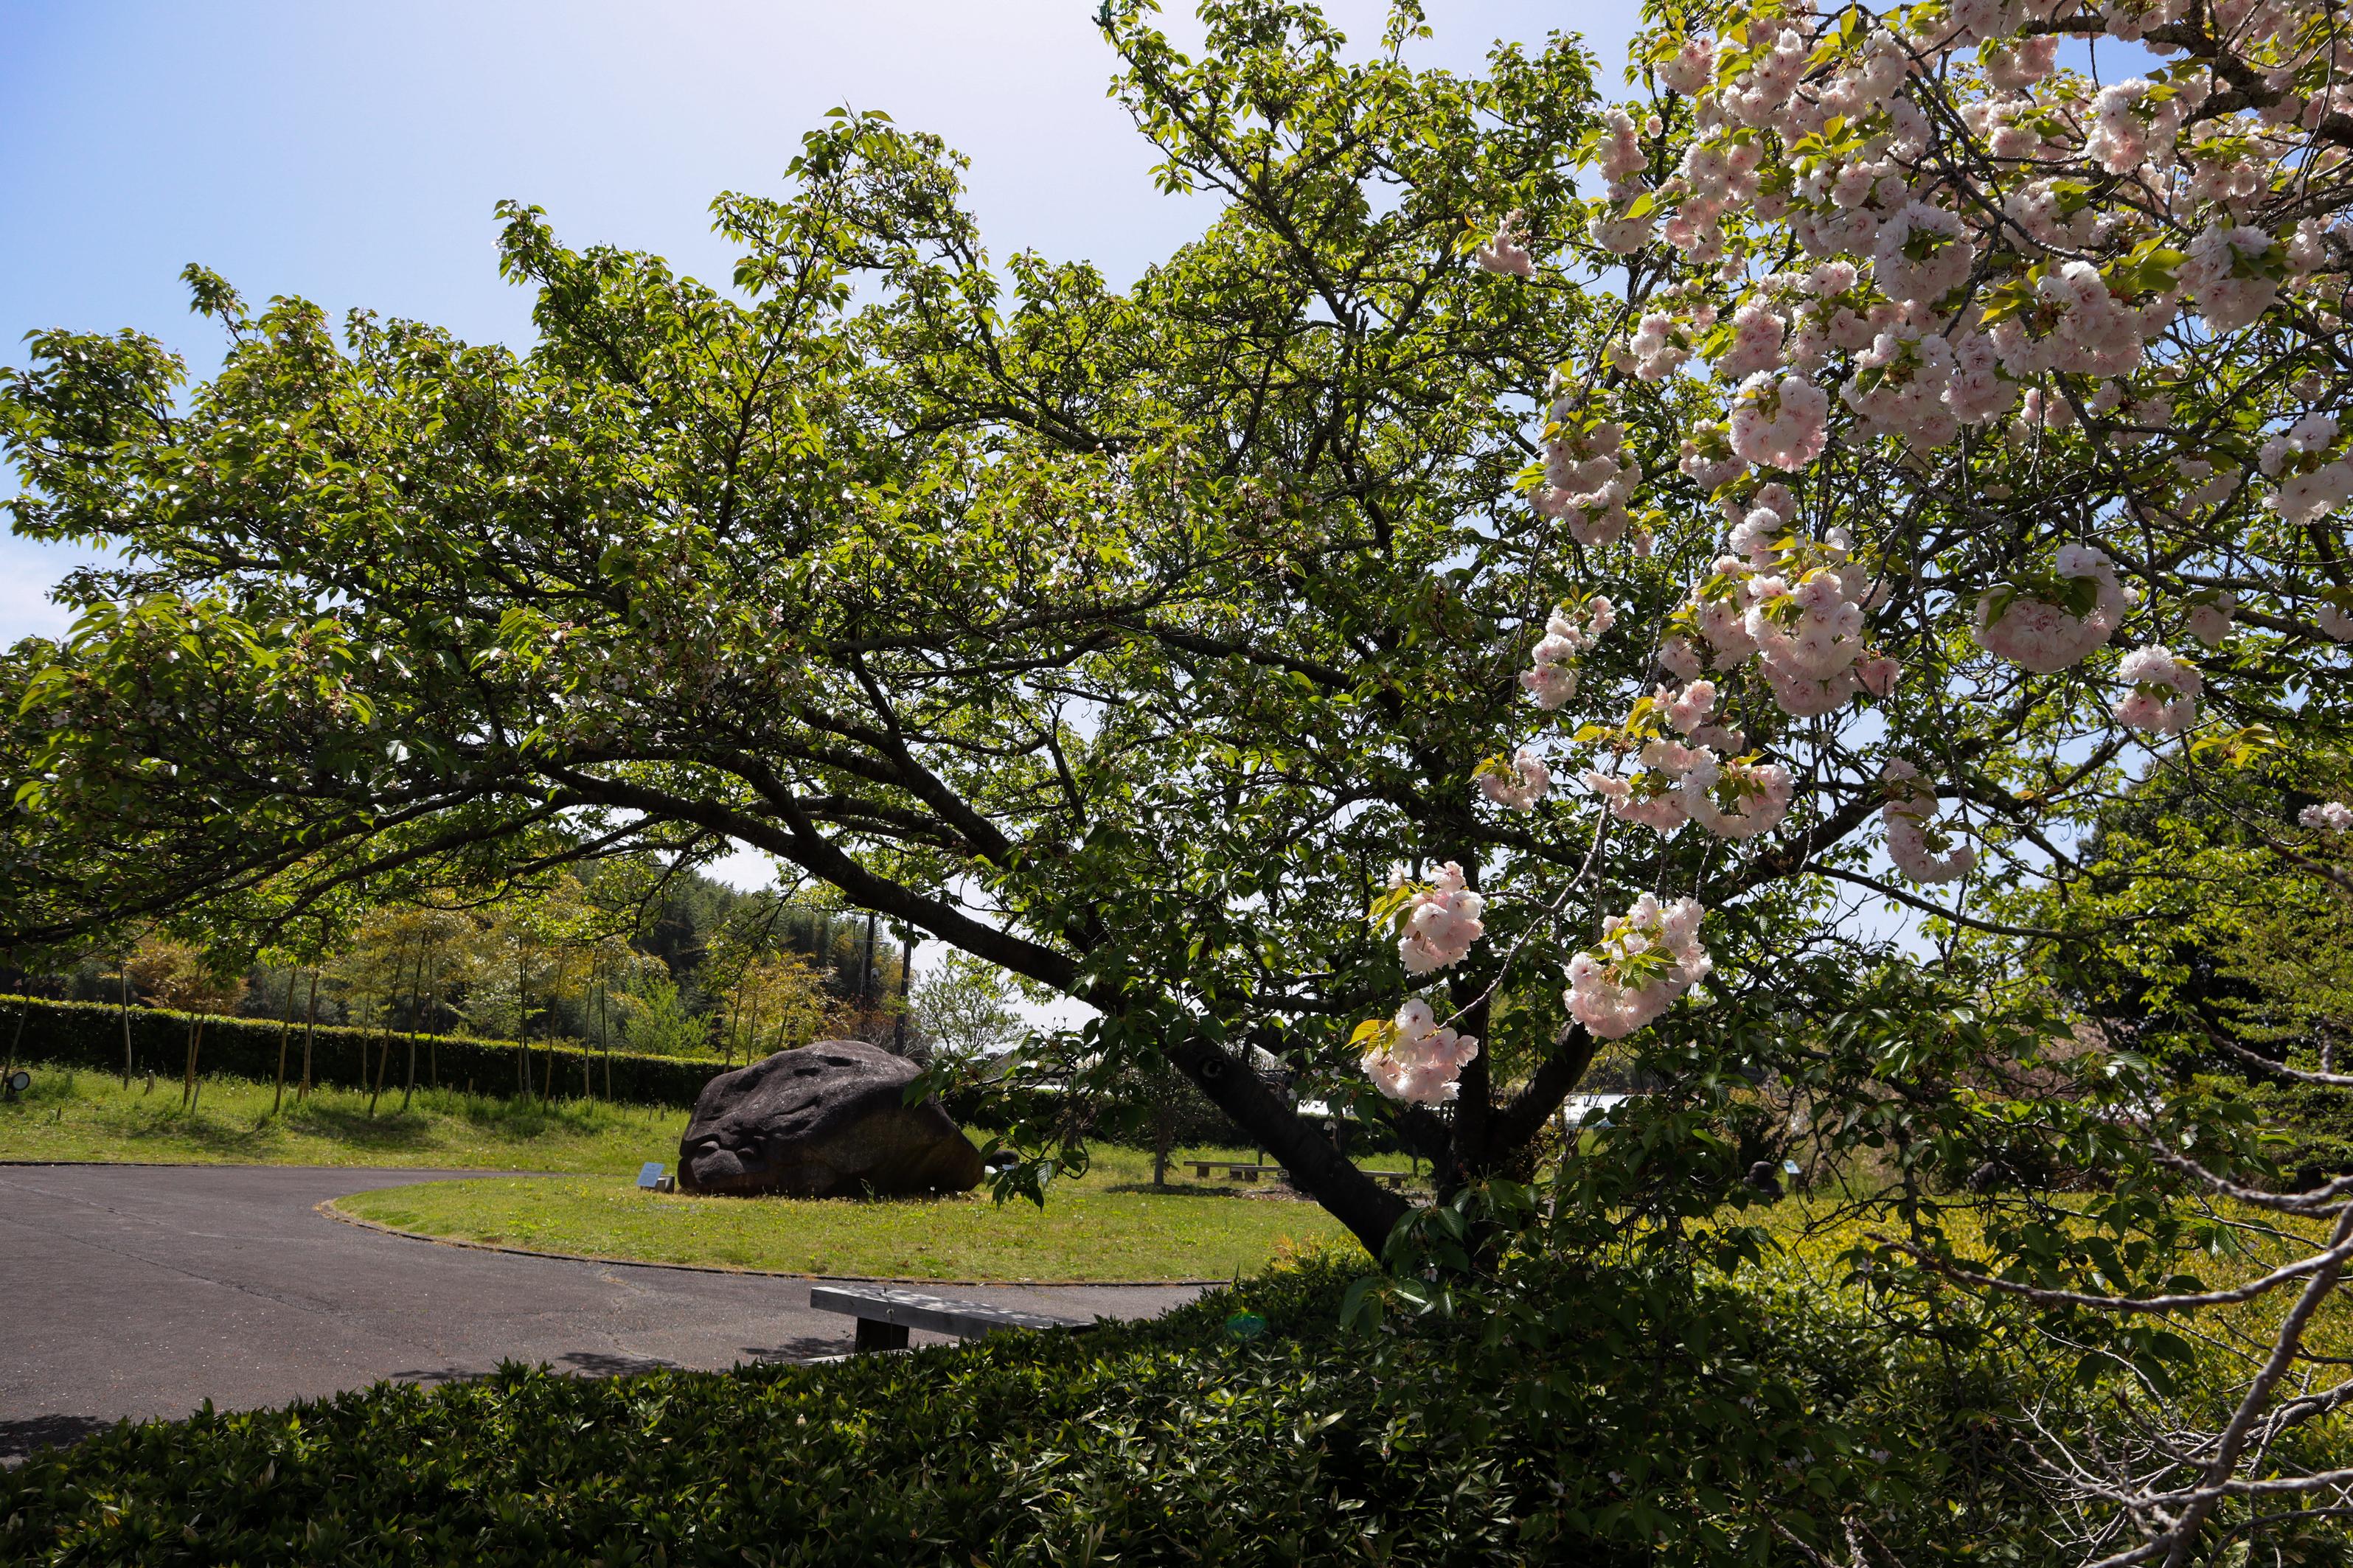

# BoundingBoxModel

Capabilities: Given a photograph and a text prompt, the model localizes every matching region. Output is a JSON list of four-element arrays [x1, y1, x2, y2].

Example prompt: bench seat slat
[[810, 1284, 1085, 1340]]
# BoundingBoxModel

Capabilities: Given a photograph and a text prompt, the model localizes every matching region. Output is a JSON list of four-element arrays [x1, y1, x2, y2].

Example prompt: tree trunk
[[1152, 1112, 1174, 1188], [400, 940, 424, 1113], [430, 962, 440, 1089], [368, 1000, 393, 1117], [515, 941, 529, 1095], [894, 934, 913, 1053], [119, 964, 133, 1087], [180, 1013, 198, 1109], [300, 969, 319, 1101], [272, 970, 297, 1115], [1161, 1030, 1408, 1258], [186, 1015, 208, 1113]]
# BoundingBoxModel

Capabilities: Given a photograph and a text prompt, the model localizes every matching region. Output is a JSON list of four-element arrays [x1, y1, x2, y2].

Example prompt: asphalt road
[[0, 1163, 1206, 1463]]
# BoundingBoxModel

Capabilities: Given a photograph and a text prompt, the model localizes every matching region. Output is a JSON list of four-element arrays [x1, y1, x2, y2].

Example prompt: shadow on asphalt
[[740, 1335, 849, 1363], [556, 1350, 674, 1379], [1, 1413, 119, 1464]]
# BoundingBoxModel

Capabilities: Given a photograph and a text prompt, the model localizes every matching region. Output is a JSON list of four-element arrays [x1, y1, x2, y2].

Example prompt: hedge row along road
[[0, 1164, 1205, 1464], [0, 992, 718, 1107]]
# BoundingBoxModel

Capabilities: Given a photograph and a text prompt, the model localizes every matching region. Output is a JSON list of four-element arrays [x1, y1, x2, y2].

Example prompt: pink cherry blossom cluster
[[1360, 997, 1481, 1106], [1666, 499, 1896, 718], [1583, 743, 1710, 835], [2260, 414, 2353, 524], [2183, 592, 2236, 647], [1684, 753, 1798, 840], [1882, 759, 1977, 885], [1535, 389, 1647, 548], [2301, 801, 2353, 833], [1565, 893, 1712, 1040], [1580, 671, 1793, 842], [1394, 862, 1486, 976], [1521, 596, 1615, 710], [1728, 373, 1830, 470], [1473, 209, 1532, 276], [1476, 747, 1552, 811], [1974, 545, 2135, 674], [2110, 644, 2202, 735], [1587, 108, 1658, 255]]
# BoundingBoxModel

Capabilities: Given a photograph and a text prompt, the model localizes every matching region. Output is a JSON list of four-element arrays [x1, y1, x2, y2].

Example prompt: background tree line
[[0, 852, 1001, 1070]]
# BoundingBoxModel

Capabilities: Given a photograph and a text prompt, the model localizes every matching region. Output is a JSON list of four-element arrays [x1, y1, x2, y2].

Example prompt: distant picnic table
[[1185, 1160, 1414, 1189]]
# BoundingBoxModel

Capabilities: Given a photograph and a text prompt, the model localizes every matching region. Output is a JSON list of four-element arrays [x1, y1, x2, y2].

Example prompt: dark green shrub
[[0, 1255, 2085, 1567]]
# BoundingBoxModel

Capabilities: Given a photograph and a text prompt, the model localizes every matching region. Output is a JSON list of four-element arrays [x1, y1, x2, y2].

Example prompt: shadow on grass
[[1099, 1182, 1257, 1199]]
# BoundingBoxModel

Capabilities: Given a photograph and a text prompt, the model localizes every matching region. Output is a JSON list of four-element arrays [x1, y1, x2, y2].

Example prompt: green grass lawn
[[0, 1064, 689, 1171], [336, 1147, 1364, 1281]]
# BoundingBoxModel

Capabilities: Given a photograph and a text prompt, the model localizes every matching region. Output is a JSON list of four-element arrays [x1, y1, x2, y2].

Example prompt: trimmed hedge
[[0, 1253, 2093, 1566], [0, 993, 716, 1107]]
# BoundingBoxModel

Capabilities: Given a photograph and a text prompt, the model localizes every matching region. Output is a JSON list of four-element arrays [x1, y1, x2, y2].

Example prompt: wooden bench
[[1184, 1160, 1416, 1189], [1187, 1160, 1286, 1182], [810, 1284, 1088, 1353]]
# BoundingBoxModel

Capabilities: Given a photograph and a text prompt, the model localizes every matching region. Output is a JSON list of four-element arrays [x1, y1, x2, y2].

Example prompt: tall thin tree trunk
[[401, 940, 425, 1113], [185, 1015, 209, 1113], [119, 963, 133, 1087], [181, 1013, 198, 1109], [5, 1001, 25, 1081], [861, 913, 878, 1036], [369, 994, 395, 1117], [273, 969, 297, 1115], [516, 942, 529, 1096], [429, 959, 440, 1089], [894, 934, 913, 1052], [300, 969, 319, 1101]]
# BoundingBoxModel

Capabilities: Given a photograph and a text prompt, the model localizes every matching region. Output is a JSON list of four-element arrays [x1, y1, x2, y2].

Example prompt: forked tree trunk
[[119, 964, 133, 1087], [185, 1015, 208, 1113]]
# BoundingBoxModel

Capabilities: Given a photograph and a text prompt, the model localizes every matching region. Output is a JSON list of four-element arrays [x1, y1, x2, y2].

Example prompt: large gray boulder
[[676, 1039, 984, 1198]]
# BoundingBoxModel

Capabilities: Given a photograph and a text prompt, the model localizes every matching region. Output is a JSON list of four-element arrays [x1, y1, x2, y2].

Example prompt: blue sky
[[2, 1, 1636, 642], [1, 1, 1636, 900]]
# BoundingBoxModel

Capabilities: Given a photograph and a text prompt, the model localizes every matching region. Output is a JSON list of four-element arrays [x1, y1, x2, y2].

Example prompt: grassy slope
[[0, 1065, 687, 1171], [337, 1150, 1360, 1282], [0, 1064, 1432, 1180]]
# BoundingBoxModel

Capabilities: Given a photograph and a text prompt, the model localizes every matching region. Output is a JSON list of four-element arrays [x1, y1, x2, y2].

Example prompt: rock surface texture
[[677, 1040, 984, 1199]]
